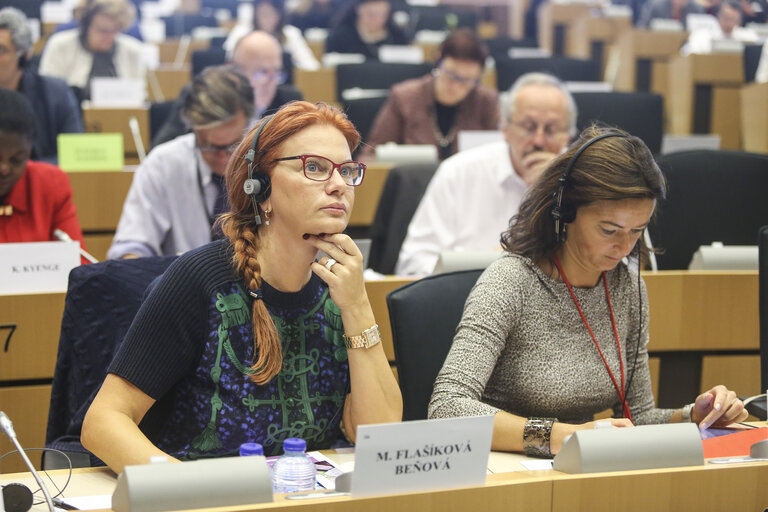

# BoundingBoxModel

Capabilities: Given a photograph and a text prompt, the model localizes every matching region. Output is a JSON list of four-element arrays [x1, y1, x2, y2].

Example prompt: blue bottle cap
[[239, 442, 264, 456], [282, 438, 307, 452]]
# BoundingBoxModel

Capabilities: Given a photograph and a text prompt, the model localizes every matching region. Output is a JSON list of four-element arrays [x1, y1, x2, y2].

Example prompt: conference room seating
[[45, 257, 177, 469], [409, 5, 478, 32], [495, 56, 601, 91], [162, 14, 219, 38], [335, 62, 433, 102], [744, 43, 764, 83], [367, 162, 439, 275], [573, 91, 664, 155], [342, 95, 388, 150], [149, 100, 176, 143], [650, 150, 768, 270], [387, 269, 483, 420], [482, 36, 539, 60], [191, 49, 227, 78]]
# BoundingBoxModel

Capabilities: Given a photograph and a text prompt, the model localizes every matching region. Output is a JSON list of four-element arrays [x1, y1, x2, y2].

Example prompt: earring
[[263, 209, 271, 226]]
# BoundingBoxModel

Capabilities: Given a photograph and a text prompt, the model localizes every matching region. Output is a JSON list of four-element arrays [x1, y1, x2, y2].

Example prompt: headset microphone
[[243, 115, 275, 225]]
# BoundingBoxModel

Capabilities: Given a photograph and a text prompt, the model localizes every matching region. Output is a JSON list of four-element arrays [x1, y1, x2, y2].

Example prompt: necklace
[[553, 254, 633, 422], [428, 103, 459, 149]]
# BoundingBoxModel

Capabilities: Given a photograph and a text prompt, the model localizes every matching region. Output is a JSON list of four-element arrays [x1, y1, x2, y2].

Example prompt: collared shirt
[[0, 160, 88, 263], [108, 133, 222, 259], [395, 140, 529, 276]]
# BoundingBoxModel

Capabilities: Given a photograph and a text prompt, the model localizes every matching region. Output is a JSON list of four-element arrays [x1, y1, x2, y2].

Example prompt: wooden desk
[[566, 14, 633, 78], [82, 108, 150, 166], [741, 82, 768, 154], [147, 65, 192, 102], [6, 456, 768, 512], [537, 2, 592, 56], [667, 53, 745, 150], [157, 38, 210, 65], [294, 68, 338, 105]]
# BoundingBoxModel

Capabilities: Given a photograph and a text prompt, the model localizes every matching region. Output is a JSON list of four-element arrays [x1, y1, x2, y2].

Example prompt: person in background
[[362, 28, 498, 161], [637, 0, 704, 28], [39, 0, 146, 102], [152, 31, 302, 147], [108, 66, 253, 259], [0, 8, 83, 162], [739, 0, 768, 24], [429, 125, 747, 457], [83, 101, 402, 473], [683, 0, 758, 54], [224, 0, 320, 71], [0, 89, 88, 262], [325, 0, 409, 59], [395, 73, 575, 276], [289, 0, 344, 32]]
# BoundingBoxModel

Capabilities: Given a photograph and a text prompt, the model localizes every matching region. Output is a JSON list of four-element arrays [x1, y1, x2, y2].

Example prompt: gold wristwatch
[[342, 324, 382, 349]]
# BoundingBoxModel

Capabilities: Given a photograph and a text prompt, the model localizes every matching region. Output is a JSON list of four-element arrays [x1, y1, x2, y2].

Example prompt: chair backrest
[[744, 43, 764, 83], [342, 95, 388, 148], [387, 269, 483, 420], [367, 162, 439, 274], [409, 6, 477, 32], [495, 56, 601, 91], [759, 226, 768, 393], [650, 150, 768, 270], [191, 49, 227, 78], [149, 100, 176, 142], [162, 14, 218, 38], [573, 91, 664, 155], [45, 256, 177, 464], [482, 37, 538, 60], [336, 62, 433, 101]]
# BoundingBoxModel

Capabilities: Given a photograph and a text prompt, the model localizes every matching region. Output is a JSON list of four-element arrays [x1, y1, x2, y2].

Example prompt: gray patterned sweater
[[429, 253, 675, 425]]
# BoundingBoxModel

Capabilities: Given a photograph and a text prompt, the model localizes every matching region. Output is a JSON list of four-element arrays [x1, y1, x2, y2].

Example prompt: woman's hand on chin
[[306, 233, 368, 311]]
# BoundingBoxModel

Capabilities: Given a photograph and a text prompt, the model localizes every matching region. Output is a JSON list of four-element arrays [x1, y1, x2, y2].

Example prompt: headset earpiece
[[551, 131, 625, 242], [243, 115, 275, 224]]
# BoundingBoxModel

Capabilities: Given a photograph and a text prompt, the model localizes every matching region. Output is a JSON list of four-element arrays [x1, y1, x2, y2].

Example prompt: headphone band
[[551, 131, 625, 242], [243, 115, 275, 224]]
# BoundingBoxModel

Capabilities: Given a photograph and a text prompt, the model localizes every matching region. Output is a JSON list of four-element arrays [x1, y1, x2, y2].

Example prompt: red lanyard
[[553, 254, 633, 422]]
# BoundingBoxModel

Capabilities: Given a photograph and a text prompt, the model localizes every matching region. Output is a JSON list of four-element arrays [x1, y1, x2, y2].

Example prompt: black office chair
[[409, 5, 477, 32], [367, 162, 439, 275], [759, 226, 768, 403], [44, 257, 177, 468], [191, 49, 227, 78], [650, 150, 768, 270], [744, 43, 764, 83], [149, 100, 176, 143], [336, 62, 433, 101], [482, 37, 538, 61], [573, 92, 664, 155], [162, 14, 218, 38], [495, 56, 601, 91], [342, 95, 388, 148], [387, 269, 483, 420]]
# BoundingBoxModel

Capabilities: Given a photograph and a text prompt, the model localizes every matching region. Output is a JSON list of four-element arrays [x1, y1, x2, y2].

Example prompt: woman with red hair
[[82, 101, 402, 473]]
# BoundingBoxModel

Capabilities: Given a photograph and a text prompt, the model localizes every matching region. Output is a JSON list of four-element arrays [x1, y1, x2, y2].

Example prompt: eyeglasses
[[273, 154, 366, 186], [235, 66, 288, 85], [195, 134, 240, 154], [511, 120, 569, 140], [433, 67, 481, 88]]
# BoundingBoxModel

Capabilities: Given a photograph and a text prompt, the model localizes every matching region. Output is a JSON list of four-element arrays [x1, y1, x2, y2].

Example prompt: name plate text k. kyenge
[[0, 241, 79, 295], [351, 415, 493, 497]]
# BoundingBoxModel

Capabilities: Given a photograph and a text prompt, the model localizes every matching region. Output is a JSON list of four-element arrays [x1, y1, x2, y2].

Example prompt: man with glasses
[[108, 66, 253, 259], [363, 28, 498, 160], [395, 73, 576, 276]]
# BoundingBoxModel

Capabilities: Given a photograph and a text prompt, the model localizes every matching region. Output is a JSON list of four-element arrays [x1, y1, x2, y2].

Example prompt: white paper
[[59, 494, 112, 511], [378, 45, 424, 64], [351, 415, 494, 497], [90, 78, 146, 108], [0, 241, 79, 295], [519, 459, 554, 471]]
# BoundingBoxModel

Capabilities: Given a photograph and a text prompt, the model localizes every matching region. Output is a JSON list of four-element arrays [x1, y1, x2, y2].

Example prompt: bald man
[[151, 30, 302, 147]]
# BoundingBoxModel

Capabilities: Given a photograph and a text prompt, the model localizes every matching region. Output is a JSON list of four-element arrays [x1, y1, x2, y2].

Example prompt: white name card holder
[[0, 241, 79, 296], [553, 423, 704, 474], [41, 2, 73, 24], [351, 415, 494, 497], [90, 78, 146, 108], [112, 456, 272, 512], [378, 45, 425, 64]]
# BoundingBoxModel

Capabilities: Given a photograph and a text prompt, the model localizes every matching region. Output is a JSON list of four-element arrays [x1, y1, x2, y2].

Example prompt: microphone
[[53, 229, 99, 264], [128, 116, 146, 164], [0, 412, 54, 512]]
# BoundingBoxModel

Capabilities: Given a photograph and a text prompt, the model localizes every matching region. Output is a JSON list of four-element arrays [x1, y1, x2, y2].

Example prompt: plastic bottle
[[271, 438, 317, 494], [239, 442, 264, 457]]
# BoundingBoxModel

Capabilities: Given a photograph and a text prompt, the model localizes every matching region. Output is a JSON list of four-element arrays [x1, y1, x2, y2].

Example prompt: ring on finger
[[325, 258, 337, 271]]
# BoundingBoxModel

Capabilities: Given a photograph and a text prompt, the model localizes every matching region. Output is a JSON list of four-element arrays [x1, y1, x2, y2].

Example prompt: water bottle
[[271, 438, 316, 494], [239, 442, 264, 457]]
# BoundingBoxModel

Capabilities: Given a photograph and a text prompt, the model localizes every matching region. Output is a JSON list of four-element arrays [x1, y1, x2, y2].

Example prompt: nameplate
[[378, 45, 424, 64], [351, 415, 493, 497], [91, 78, 146, 108], [0, 241, 79, 295], [41, 2, 73, 24], [57, 133, 124, 172]]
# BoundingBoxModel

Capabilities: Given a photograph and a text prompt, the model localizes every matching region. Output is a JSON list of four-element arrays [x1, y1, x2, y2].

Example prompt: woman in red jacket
[[0, 88, 87, 259]]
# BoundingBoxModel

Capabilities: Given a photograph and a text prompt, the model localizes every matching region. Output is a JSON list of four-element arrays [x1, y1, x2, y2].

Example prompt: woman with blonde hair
[[82, 101, 402, 473]]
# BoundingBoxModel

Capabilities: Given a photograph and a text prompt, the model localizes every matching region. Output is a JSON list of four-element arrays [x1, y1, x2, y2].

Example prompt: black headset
[[550, 131, 625, 243], [242, 115, 274, 225]]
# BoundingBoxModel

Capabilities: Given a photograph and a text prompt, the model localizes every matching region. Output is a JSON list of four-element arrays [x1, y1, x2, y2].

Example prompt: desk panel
[[365, 277, 414, 362], [69, 171, 134, 232], [0, 385, 51, 474]]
